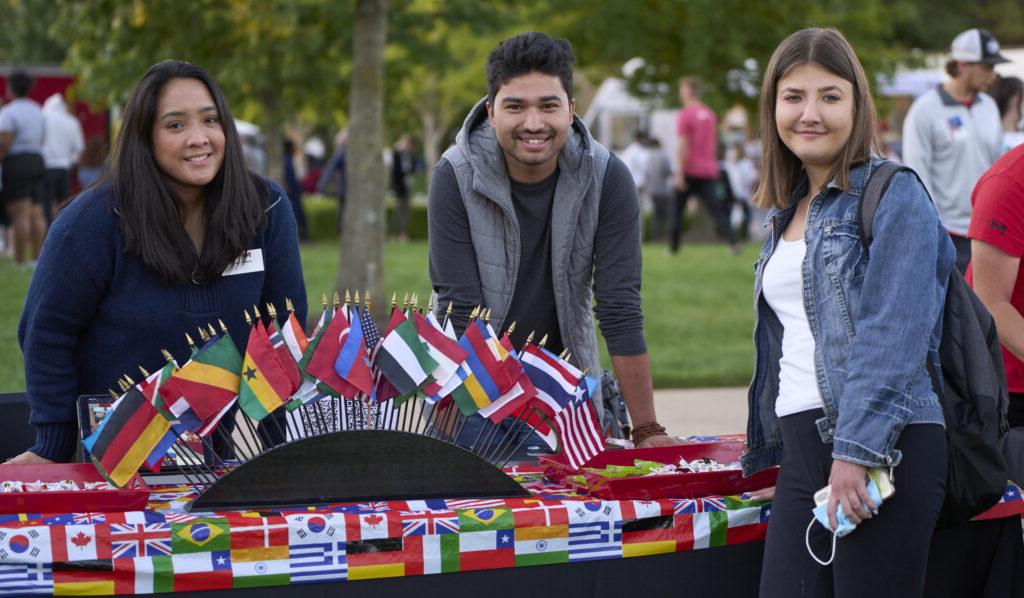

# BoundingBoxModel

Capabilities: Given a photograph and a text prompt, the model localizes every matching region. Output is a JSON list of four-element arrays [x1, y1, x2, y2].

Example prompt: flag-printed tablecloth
[[1, 467, 1022, 595]]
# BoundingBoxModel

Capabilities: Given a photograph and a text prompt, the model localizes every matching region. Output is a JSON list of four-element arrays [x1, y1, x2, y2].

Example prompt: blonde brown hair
[[753, 28, 882, 209]]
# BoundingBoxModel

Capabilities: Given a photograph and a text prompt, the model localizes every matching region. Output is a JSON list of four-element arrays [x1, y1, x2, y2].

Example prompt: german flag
[[238, 323, 293, 421], [158, 335, 241, 423], [90, 388, 171, 488]]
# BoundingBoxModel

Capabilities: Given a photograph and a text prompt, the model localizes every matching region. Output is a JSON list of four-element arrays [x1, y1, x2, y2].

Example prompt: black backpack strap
[[858, 161, 906, 251]]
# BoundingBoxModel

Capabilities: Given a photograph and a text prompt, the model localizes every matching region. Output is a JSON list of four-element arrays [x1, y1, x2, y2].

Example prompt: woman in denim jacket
[[742, 29, 956, 597]]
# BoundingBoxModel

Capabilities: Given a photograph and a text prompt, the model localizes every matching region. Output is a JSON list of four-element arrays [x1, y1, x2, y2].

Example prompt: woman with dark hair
[[11, 60, 307, 464], [987, 75, 1024, 152], [742, 29, 954, 596]]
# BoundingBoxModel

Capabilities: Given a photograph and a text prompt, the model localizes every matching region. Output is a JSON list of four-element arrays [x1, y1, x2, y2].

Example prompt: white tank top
[[762, 236, 823, 417]]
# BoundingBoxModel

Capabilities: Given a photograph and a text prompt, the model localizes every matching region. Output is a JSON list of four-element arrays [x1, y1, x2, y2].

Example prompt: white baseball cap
[[951, 28, 1010, 65]]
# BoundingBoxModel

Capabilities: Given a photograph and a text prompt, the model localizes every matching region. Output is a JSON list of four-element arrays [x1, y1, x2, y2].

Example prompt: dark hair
[[8, 70, 33, 97], [989, 75, 1024, 119], [945, 59, 960, 79], [486, 32, 575, 105], [107, 60, 263, 285], [753, 28, 882, 209]]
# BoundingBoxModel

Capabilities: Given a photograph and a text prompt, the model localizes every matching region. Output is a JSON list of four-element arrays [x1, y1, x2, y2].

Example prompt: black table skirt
[[157, 515, 1024, 598]]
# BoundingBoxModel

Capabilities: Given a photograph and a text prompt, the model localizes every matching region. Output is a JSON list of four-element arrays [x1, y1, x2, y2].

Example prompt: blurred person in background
[[41, 93, 84, 225], [620, 130, 650, 230], [390, 134, 416, 241], [0, 70, 47, 266], [318, 128, 347, 233], [902, 28, 1008, 273], [644, 137, 674, 242], [77, 135, 108, 189], [987, 75, 1024, 153], [282, 138, 308, 241], [673, 76, 739, 254]]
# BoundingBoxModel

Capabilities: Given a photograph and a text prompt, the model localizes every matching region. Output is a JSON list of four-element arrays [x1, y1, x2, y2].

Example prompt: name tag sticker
[[223, 249, 265, 276]]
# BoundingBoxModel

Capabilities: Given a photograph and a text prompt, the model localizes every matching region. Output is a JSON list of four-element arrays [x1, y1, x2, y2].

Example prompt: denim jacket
[[741, 158, 956, 476]]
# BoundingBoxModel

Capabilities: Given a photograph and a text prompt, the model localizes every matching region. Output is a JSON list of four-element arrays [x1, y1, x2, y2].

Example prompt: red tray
[[0, 463, 151, 514], [540, 442, 778, 500]]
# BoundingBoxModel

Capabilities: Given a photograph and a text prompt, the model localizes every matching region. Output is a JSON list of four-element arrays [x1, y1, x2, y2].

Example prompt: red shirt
[[676, 103, 719, 179], [966, 143, 1024, 391]]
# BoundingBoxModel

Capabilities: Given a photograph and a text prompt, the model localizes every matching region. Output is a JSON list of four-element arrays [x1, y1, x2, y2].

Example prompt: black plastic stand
[[188, 430, 530, 511]]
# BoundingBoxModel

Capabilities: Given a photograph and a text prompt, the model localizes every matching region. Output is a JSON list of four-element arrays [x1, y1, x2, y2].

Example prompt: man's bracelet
[[631, 421, 667, 446]]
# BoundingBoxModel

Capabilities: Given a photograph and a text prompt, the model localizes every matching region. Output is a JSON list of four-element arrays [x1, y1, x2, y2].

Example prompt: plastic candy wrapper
[[1, 479, 113, 492]]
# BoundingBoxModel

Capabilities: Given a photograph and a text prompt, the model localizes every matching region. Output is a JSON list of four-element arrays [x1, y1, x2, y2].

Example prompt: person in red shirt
[[671, 76, 738, 254], [966, 142, 1024, 427]]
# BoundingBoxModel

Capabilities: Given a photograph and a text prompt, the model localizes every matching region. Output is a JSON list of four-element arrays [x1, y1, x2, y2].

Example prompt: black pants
[[950, 233, 971, 275], [43, 167, 71, 225], [670, 175, 736, 253], [760, 409, 947, 598]]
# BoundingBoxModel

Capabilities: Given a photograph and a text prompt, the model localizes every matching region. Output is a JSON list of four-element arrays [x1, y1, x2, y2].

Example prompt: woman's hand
[[3, 451, 55, 466], [827, 459, 874, 530]]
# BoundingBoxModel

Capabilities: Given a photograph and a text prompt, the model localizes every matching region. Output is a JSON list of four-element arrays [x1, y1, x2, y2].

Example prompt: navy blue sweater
[[18, 180, 308, 461]]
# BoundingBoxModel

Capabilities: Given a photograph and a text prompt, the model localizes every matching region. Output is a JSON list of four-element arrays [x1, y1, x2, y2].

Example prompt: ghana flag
[[90, 387, 172, 488], [238, 322, 293, 421]]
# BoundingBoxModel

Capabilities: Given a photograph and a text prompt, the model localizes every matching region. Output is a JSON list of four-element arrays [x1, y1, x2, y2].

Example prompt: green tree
[[55, 0, 353, 181], [386, 0, 525, 169], [0, 0, 66, 63]]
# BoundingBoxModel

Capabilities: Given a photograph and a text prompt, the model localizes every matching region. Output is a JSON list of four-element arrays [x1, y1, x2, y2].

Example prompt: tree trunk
[[421, 72, 444, 171], [259, 93, 284, 184], [338, 0, 388, 320]]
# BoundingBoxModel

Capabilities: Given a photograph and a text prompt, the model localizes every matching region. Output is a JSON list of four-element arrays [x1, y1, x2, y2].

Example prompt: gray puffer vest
[[437, 98, 611, 417]]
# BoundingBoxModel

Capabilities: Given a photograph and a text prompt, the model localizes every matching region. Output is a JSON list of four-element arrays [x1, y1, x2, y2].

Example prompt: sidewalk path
[[653, 387, 748, 438]]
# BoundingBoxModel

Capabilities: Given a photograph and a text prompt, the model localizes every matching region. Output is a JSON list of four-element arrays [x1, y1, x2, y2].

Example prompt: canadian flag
[[51, 524, 111, 562]]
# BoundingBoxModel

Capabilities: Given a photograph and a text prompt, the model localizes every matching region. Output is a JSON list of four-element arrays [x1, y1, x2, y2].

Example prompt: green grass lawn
[[0, 241, 758, 392]]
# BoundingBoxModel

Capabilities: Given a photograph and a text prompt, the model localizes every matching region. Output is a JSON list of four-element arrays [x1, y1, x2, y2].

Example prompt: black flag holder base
[[187, 429, 531, 512]]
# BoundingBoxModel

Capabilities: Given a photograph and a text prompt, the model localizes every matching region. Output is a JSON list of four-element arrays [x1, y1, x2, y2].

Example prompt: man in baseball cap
[[951, 28, 1011, 65], [902, 28, 1010, 273]]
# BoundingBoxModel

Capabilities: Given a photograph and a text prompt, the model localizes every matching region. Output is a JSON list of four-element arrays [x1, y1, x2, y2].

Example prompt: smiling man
[[428, 32, 675, 451]]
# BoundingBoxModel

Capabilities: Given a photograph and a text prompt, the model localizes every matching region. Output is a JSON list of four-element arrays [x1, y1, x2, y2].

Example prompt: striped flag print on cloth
[[404, 534, 459, 575], [565, 500, 622, 562], [513, 524, 569, 566], [289, 540, 347, 583], [0, 562, 52, 595], [554, 381, 605, 469]]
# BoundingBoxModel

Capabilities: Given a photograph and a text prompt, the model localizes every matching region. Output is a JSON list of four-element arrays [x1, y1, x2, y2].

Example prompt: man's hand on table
[[636, 434, 683, 448], [746, 486, 775, 501], [4, 451, 55, 465]]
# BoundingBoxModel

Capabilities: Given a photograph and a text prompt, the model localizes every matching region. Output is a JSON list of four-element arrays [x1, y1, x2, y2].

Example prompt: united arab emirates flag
[[374, 315, 437, 400]]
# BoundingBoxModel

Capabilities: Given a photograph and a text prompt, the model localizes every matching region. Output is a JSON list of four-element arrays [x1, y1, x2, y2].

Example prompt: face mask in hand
[[805, 467, 895, 565]]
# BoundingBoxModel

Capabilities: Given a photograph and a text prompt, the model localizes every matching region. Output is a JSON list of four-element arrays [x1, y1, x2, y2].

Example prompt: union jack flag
[[400, 511, 459, 536], [673, 497, 727, 515], [110, 523, 172, 557], [72, 513, 106, 524], [333, 501, 391, 514]]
